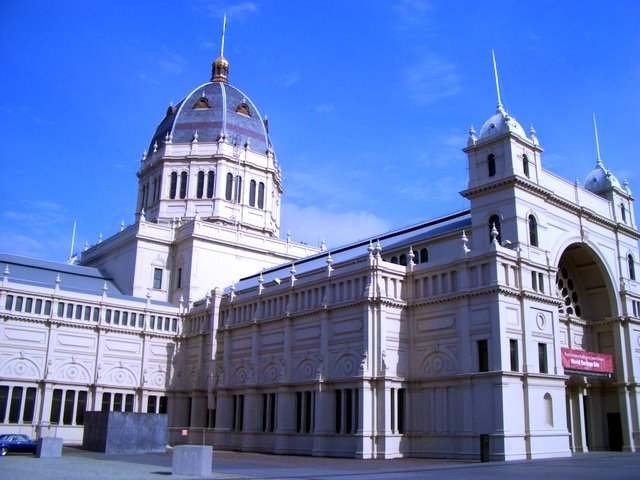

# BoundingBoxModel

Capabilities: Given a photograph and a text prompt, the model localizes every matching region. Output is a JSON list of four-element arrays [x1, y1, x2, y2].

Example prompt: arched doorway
[[556, 243, 622, 452]]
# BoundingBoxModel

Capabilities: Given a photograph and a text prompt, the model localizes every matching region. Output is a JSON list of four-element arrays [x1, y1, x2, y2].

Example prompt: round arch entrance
[[556, 243, 623, 452]]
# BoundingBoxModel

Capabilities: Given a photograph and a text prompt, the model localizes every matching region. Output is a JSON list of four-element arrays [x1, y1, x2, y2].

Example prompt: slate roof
[[149, 81, 272, 155], [232, 210, 472, 293], [0, 253, 172, 306]]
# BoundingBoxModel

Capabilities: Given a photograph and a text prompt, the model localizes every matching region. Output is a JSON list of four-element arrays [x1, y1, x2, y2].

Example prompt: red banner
[[561, 347, 613, 374]]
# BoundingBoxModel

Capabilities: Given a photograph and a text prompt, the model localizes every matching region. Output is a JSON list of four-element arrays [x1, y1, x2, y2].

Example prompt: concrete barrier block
[[172, 445, 213, 477], [36, 437, 63, 458]]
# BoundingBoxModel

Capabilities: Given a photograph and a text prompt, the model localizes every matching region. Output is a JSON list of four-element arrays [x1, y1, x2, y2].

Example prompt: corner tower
[[136, 18, 282, 237]]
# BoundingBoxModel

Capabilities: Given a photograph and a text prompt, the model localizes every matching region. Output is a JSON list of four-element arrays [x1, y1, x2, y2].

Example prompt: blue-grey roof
[[0, 253, 173, 306], [149, 81, 272, 155], [233, 210, 471, 293]]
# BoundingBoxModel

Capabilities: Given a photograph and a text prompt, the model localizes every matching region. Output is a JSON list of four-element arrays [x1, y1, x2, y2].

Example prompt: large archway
[[556, 243, 622, 452]]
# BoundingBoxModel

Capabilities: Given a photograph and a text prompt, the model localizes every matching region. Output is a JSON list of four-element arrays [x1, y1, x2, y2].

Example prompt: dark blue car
[[0, 434, 38, 456]]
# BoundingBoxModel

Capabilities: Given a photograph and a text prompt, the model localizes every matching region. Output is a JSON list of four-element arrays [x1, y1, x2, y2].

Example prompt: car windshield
[[0, 434, 31, 441]]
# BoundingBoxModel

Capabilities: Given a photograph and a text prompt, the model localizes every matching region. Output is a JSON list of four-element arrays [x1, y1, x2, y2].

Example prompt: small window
[[621, 203, 627, 223], [488, 154, 496, 177], [509, 339, 518, 372], [419, 248, 429, 264], [528, 215, 538, 247], [194, 97, 210, 109], [399, 254, 407, 266], [538, 343, 548, 373], [236, 103, 251, 116], [629, 254, 636, 281], [522, 154, 530, 178], [153, 268, 163, 290], [176, 267, 182, 289], [478, 339, 489, 372]]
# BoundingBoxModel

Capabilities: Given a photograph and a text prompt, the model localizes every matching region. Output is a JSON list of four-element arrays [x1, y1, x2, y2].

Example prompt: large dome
[[479, 106, 527, 140], [148, 81, 272, 155]]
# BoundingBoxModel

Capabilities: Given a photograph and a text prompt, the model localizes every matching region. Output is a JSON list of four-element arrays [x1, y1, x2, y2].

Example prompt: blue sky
[[1, 0, 639, 262]]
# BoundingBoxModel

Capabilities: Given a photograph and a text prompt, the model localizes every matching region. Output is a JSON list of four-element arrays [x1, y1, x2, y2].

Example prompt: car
[[0, 434, 38, 456]]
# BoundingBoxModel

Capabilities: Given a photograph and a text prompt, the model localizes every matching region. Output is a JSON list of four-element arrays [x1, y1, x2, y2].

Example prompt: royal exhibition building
[[1, 28, 640, 462]]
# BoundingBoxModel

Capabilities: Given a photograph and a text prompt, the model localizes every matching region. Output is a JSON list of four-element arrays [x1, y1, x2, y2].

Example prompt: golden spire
[[211, 14, 229, 83]]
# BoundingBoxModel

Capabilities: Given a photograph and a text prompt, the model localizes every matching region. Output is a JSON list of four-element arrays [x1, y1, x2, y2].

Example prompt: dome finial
[[593, 112, 603, 166], [211, 14, 229, 83], [492, 50, 503, 111]]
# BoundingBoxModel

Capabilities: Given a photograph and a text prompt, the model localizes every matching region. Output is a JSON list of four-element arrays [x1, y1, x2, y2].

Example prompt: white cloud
[[280, 203, 391, 250], [158, 53, 186, 74], [405, 54, 461, 104], [316, 104, 335, 113], [393, 0, 434, 27]]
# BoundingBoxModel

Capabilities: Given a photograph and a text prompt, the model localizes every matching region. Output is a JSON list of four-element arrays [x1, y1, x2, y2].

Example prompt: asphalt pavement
[[1, 447, 639, 480]]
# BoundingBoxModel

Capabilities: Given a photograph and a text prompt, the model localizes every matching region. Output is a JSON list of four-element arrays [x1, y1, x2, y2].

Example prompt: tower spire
[[492, 50, 503, 111], [593, 112, 603, 166], [211, 14, 230, 83]]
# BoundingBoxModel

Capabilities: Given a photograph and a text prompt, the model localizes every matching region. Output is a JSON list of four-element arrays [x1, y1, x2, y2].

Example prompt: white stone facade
[[1, 52, 640, 461]]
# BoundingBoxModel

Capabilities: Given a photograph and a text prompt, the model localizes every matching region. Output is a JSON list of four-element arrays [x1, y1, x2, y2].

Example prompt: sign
[[561, 347, 613, 375]]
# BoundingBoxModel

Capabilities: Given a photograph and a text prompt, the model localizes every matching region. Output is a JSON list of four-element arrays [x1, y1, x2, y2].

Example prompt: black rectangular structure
[[82, 411, 167, 454]]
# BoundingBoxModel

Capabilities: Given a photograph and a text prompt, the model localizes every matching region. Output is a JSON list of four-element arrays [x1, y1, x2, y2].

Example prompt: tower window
[[629, 254, 636, 281], [488, 154, 496, 177], [170, 172, 178, 199], [528, 214, 539, 247], [621, 203, 627, 223], [225, 173, 233, 201], [523, 154, 530, 178], [234, 176, 242, 202], [196, 171, 205, 198], [179, 171, 188, 199], [207, 171, 215, 198], [249, 180, 257, 207], [258, 182, 265, 209], [489, 215, 502, 245]]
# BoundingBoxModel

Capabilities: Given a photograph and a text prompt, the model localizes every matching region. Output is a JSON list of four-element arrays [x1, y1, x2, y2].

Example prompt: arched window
[[249, 180, 257, 207], [179, 172, 188, 199], [419, 248, 429, 264], [206, 171, 215, 198], [489, 214, 501, 244], [399, 254, 407, 266], [390, 256, 398, 264], [528, 215, 538, 247], [488, 154, 496, 177], [170, 172, 178, 199], [196, 171, 205, 198], [225, 173, 233, 201], [621, 203, 627, 223], [236, 103, 251, 116], [258, 182, 265, 209], [523, 154, 530, 178], [234, 176, 242, 202], [629, 254, 636, 281]]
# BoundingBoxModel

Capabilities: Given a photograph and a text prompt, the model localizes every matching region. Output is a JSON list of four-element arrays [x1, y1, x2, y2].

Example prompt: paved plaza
[[1, 448, 639, 480]]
